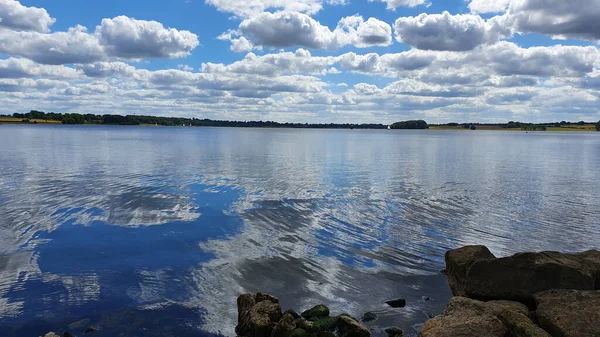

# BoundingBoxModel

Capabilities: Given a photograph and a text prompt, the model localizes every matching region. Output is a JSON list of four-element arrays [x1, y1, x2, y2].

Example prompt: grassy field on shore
[[0, 117, 61, 124], [429, 124, 598, 132]]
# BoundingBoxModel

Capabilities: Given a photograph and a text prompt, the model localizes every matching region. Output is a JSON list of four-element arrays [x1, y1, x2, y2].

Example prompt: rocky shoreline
[[235, 246, 600, 337]]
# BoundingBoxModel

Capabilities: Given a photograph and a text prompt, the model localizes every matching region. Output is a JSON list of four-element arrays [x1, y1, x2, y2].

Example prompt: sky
[[0, 0, 599, 124]]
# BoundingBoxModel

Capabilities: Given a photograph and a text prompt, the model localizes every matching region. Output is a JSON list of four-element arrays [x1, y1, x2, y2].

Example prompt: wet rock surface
[[237, 293, 370, 337]]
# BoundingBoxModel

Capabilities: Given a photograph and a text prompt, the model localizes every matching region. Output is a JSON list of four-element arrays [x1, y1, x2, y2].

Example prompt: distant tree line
[[431, 120, 600, 131], [390, 120, 428, 129], [6, 110, 387, 129]]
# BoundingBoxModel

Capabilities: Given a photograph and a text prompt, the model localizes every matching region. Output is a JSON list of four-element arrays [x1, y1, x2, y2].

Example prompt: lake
[[0, 125, 599, 337]]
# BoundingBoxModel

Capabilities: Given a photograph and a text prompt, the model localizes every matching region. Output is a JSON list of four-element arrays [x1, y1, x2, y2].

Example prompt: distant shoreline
[[2, 116, 599, 132]]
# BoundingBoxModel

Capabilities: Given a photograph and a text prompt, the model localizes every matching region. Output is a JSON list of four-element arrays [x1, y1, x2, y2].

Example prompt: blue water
[[0, 125, 599, 336]]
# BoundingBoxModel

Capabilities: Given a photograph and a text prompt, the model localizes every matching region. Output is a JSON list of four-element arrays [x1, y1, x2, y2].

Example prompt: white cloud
[[468, 0, 511, 13], [96, 16, 199, 58], [0, 0, 55, 32], [205, 0, 347, 18], [504, 0, 600, 41], [0, 58, 80, 79], [0, 15, 200, 64], [235, 11, 392, 51], [76, 62, 136, 78], [0, 25, 105, 65], [368, 0, 429, 10], [394, 11, 509, 51]]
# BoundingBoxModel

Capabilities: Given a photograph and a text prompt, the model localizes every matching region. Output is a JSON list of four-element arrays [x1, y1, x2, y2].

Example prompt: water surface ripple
[[0, 126, 599, 336]]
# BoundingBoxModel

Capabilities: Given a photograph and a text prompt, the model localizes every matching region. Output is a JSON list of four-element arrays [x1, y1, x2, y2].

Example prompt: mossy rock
[[339, 313, 359, 322], [285, 310, 301, 320], [294, 318, 306, 327], [292, 328, 314, 337], [301, 305, 330, 320], [384, 327, 403, 337], [309, 316, 339, 332]]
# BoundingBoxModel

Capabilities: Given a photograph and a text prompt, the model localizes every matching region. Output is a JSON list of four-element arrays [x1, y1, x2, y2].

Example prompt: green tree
[[390, 120, 428, 129]]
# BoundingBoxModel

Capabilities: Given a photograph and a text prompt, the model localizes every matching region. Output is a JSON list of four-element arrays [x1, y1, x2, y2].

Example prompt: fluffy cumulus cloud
[[0, 9, 199, 64], [233, 11, 392, 51], [468, 0, 511, 13], [96, 16, 199, 58], [504, 0, 600, 41], [0, 26, 105, 65], [0, 0, 55, 32], [394, 12, 509, 51], [369, 0, 429, 10], [205, 0, 347, 17]]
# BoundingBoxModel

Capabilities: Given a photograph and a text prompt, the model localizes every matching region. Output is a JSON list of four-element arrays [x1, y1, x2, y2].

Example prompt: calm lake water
[[0, 125, 599, 336]]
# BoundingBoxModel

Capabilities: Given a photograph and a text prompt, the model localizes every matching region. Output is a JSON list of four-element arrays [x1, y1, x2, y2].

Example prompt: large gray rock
[[419, 297, 508, 337], [575, 250, 600, 289], [534, 289, 600, 337], [465, 251, 596, 304], [497, 310, 551, 337], [485, 300, 529, 317], [445, 246, 496, 296]]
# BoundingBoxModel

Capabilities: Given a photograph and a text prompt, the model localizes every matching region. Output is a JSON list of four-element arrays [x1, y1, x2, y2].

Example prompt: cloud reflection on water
[[0, 126, 599, 336]]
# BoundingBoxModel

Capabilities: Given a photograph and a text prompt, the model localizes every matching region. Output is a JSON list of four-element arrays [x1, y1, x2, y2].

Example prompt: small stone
[[385, 299, 406, 308], [301, 305, 330, 320], [384, 327, 404, 337], [422, 296, 431, 302], [84, 328, 97, 334], [361, 312, 377, 322], [337, 315, 370, 337]]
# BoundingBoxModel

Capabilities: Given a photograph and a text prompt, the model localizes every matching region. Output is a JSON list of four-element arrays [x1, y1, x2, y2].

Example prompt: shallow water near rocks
[[0, 125, 599, 336]]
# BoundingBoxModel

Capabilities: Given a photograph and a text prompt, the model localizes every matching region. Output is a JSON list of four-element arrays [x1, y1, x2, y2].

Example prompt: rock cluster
[[420, 246, 600, 337], [236, 293, 371, 337]]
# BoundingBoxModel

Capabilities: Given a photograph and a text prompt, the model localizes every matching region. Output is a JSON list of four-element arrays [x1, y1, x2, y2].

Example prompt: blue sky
[[0, 0, 599, 123]]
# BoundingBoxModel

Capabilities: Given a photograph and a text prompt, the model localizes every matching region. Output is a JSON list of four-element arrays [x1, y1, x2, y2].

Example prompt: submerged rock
[[384, 327, 403, 337], [445, 245, 496, 297], [361, 312, 377, 322], [63, 333, 74, 337], [337, 315, 370, 337], [43, 333, 60, 337], [301, 305, 330, 321], [535, 289, 600, 337], [419, 297, 507, 337], [84, 328, 97, 334], [68, 318, 91, 330], [385, 299, 406, 308]]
